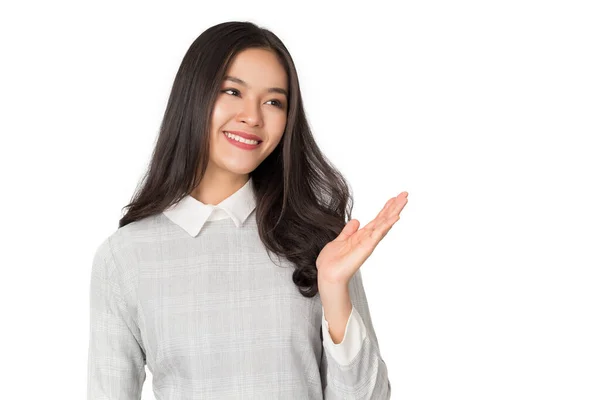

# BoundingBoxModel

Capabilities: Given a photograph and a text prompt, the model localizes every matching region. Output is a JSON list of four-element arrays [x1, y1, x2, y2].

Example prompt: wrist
[[317, 269, 350, 287]]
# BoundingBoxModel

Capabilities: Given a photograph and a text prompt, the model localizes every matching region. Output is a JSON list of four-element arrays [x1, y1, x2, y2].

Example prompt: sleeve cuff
[[321, 305, 367, 366]]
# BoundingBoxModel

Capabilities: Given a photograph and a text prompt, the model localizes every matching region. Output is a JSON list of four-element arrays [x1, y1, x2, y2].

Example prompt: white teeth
[[224, 131, 259, 145]]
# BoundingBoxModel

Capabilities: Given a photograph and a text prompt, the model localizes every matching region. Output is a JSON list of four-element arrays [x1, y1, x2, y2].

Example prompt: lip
[[223, 131, 262, 150], [223, 130, 263, 142]]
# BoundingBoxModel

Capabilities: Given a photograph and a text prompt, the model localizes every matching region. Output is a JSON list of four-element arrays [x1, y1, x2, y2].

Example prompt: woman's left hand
[[316, 191, 409, 286]]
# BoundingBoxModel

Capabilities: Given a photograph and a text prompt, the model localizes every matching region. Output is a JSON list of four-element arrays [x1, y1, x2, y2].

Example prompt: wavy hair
[[119, 21, 354, 298]]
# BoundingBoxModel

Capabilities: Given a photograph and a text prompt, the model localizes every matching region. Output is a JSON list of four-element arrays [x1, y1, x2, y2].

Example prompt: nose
[[235, 97, 263, 127]]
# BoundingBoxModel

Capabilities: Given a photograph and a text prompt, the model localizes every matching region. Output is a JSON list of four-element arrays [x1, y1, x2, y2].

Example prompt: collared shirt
[[87, 177, 391, 399]]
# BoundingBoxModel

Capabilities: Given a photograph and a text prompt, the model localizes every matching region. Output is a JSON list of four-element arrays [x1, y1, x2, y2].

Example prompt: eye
[[221, 88, 240, 96], [221, 88, 285, 109], [266, 99, 285, 109]]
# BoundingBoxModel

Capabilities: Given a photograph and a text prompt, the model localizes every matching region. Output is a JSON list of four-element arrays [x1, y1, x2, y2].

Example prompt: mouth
[[223, 131, 263, 143], [223, 131, 263, 149]]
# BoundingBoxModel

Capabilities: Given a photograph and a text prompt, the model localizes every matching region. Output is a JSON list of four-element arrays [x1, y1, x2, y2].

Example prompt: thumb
[[335, 219, 360, 242]]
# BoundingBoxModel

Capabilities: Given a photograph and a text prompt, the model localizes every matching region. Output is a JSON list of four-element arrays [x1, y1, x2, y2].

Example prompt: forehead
[[225, 48, 288, 92]]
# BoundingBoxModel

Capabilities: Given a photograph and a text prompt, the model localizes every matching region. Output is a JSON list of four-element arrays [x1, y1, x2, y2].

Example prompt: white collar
[[162, 177, 256, 237]]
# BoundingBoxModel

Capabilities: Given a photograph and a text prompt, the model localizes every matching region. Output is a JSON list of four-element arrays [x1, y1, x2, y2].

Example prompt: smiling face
[[206, 47, 289, 181]]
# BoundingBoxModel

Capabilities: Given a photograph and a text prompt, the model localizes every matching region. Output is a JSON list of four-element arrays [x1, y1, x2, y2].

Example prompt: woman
[[87, 20, 408, 399]]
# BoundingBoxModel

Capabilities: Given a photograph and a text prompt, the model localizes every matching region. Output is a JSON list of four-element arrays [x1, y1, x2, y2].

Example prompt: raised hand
[[316, 191, 409, 286]]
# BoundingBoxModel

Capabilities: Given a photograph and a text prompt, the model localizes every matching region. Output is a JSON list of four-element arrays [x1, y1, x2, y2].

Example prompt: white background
[[1, 1, 599, 399]]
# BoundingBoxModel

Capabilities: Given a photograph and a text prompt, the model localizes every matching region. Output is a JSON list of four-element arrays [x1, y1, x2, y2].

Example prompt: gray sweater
[[87, 178, 391, 399]]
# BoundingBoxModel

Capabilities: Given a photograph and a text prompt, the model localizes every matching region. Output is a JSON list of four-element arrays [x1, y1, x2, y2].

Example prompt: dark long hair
[[119, 21, 354, 298]]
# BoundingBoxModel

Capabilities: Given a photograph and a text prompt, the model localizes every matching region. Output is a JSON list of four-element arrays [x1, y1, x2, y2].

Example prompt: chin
[[222, 164, 258, 175]]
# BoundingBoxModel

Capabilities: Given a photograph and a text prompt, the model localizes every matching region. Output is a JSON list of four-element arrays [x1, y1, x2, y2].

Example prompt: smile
[[223, 131, 262, 150]]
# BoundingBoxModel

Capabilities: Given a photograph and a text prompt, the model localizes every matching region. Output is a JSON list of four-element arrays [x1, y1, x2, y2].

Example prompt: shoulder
[[91, 213, 164, 278], [108, 213, 165, 252]]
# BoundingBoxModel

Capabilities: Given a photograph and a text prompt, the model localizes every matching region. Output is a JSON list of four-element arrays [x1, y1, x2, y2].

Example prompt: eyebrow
[[224, 75, 288, 97]]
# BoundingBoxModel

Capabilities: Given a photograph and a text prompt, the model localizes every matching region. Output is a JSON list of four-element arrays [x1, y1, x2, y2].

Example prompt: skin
[[318, 192, 409, 343], [191, 47, 409, 344], [191, 47, 289, 205], [317, 192, 409, 286]]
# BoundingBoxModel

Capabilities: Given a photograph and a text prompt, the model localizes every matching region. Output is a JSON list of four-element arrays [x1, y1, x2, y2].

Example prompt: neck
[[191, 169, 249, 206]]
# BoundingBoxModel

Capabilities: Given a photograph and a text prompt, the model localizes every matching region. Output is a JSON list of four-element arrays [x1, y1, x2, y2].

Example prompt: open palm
[[316, 191, 409, 285]]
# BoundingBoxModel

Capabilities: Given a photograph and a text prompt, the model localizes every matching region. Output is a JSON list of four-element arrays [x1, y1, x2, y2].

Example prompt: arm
[[319, 269, 391, 399], [87, 237, 146, 399]]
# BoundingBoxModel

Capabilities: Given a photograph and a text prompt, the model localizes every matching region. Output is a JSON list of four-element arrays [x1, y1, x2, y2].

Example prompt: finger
[[362, 196, 396, 232], [379, 196, 396, 217], [383, 192, 408, 217], [367, 223, 390, 243], [370, 213, 400, 242], [363, 193, 407, 233], [361, 215, 384, 233], [390, 194, 408, 217]]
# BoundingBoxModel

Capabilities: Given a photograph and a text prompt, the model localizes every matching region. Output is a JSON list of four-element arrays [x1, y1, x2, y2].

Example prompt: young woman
[[87, 21, 408, 399]]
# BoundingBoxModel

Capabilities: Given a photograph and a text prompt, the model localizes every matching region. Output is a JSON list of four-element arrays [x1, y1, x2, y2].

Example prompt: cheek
[[271, 113, 287, 135], [210, 102, 229, 129], [268, 126, 286, 149]]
